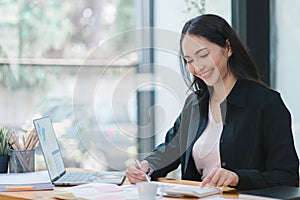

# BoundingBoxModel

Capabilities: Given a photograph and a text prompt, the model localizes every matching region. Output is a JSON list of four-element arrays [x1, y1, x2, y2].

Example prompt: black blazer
[[145, 79, 299, 190]]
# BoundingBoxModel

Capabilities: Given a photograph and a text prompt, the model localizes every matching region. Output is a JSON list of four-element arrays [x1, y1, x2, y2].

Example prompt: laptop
[[33, 117, 126, 186]]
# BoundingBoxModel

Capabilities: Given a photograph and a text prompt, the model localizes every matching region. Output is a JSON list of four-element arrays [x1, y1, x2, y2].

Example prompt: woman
[[126, 14, 299, 190]]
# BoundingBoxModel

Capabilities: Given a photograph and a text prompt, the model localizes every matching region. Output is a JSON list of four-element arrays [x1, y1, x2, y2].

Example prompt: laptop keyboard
[[55, 171, 125, 185], [58, 172, 98, 183]]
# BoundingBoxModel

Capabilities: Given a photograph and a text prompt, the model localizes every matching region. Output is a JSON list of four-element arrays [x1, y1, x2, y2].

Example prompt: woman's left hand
[[200, 167, 239, 187]]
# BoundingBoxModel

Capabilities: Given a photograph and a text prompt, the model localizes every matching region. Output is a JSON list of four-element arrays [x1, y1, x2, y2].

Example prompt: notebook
[[33, 117, 126, 186]]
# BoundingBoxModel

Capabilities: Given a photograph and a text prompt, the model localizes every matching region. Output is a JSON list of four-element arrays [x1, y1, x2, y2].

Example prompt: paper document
[[53, 183, 139, 200], [53, 181, 222, 200]]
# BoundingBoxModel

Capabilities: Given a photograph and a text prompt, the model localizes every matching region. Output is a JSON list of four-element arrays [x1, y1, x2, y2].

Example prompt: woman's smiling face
[[181, 34, 232, 87]]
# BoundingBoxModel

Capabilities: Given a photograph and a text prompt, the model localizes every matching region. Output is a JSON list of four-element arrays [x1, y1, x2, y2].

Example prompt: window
[[0, 0, 136, 171], [272, 0, 300, 156]]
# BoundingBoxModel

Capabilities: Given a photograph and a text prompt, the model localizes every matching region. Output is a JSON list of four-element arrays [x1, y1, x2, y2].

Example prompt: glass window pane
[[0, 0, 136, 171], [273, 0, 300, 155]]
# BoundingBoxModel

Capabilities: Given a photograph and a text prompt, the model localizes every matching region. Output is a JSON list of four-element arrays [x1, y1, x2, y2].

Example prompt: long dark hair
[[179, 14, 261, 95]]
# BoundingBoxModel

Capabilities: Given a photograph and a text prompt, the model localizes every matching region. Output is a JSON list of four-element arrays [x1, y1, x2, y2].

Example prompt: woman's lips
[[200, 69, 214, 79]]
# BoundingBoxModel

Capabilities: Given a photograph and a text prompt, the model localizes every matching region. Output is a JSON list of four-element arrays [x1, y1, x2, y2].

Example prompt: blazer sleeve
[[235, 93, 299, 189], [144, 114, 182, 179]]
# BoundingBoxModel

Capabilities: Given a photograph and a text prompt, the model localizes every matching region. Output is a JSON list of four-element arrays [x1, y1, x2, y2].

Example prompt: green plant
[[184, 0, 206, 14], [0, 127, 11, 156]]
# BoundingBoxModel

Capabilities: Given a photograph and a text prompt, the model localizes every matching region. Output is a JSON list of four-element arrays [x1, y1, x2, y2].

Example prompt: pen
[[135, 159, 151, 182]]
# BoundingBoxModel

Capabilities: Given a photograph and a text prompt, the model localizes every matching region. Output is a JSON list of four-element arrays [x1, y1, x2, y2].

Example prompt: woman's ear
[[225, 39, 233, 57]]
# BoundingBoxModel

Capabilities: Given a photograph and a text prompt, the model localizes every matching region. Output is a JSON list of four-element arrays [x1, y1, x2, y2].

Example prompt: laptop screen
[[33, 117, 66, 181]]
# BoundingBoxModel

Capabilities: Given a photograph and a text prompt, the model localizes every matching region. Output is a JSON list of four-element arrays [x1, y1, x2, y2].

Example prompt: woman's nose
[[193, 64, 204, 74]]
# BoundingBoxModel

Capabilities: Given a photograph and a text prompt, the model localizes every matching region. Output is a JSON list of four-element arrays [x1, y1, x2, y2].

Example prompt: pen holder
[[9, 149, 35, 173]]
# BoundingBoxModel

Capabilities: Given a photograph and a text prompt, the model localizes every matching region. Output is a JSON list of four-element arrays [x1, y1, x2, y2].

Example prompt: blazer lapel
[[183, 92, 209, 173]]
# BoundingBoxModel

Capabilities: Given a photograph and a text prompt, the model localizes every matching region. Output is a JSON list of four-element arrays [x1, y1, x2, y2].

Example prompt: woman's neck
[[211, 74, 237, 103]]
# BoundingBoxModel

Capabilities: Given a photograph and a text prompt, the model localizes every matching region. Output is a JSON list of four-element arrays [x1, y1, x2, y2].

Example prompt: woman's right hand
[[126, 160, 151, 184]]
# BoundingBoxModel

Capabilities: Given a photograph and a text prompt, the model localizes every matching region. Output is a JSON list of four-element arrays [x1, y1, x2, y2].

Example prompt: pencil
[[27, 132, 38, 150], [5, 186, 35, 191], [25, 130, 34, 150]]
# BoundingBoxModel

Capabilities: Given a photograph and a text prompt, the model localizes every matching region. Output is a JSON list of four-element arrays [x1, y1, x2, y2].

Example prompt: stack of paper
[[0, 171, 53, 191]]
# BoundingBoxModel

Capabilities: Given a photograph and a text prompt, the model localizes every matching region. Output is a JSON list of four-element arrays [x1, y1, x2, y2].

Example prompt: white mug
[[136, 182, 158, 200]]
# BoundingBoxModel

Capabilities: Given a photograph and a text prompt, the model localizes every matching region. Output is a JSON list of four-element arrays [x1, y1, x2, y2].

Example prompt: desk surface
[[0, 178, 239, 200]]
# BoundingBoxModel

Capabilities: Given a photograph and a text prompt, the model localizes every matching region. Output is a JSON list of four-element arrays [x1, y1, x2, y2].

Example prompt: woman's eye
[[186, 60, 193, 64], [199, 53, 209, 58]]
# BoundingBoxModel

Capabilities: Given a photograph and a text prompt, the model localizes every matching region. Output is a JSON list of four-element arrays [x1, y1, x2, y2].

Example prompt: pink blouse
[[192, 103, 223, 179]]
